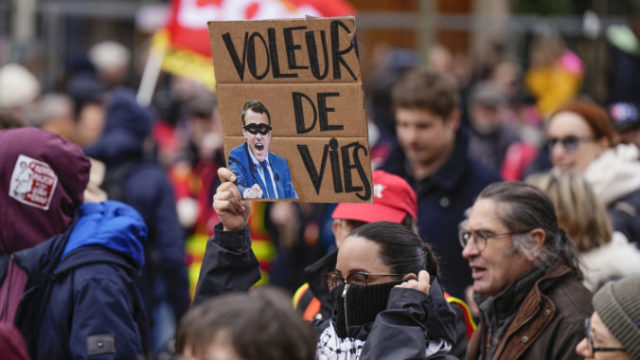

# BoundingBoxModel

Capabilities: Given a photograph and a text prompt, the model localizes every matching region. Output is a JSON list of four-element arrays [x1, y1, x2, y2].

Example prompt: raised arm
[[192, 168, 261, 305]]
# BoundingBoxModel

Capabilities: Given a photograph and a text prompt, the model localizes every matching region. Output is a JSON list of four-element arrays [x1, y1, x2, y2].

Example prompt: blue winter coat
[[228, 143, 298, 199], [10, 201, 149, 360], [381, 129, 500, 299]]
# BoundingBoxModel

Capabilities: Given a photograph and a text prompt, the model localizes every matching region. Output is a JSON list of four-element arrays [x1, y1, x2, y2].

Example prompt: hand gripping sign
[[209, 17, 372, 202]]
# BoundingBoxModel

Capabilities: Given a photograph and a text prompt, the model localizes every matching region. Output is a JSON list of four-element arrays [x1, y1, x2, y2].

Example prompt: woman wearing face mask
[[192, 168, 459, 360], [541, 101, 640, 245]]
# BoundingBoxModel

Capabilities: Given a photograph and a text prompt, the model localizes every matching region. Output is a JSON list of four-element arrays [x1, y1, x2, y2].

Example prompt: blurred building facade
[[0, 0, 637, 115]]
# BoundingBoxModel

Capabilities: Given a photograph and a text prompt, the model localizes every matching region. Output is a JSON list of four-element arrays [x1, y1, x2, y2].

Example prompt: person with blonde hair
[[528, 172, 640, 291]]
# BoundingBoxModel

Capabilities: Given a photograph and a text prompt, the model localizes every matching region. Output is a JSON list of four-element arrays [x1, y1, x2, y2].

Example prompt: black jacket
[[194, 224, 459, 359], [296, 249, 470, 358]]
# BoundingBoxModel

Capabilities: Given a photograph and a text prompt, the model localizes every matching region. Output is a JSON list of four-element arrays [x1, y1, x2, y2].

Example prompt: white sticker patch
[[9, 154, 58, 210]]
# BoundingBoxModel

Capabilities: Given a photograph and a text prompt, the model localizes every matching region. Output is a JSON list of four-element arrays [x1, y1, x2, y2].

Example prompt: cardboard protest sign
[[209, 17, 372, 202]]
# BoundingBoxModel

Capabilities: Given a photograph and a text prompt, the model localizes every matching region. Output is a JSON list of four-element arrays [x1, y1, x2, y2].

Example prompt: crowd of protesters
[[2, 10, 640, 360]]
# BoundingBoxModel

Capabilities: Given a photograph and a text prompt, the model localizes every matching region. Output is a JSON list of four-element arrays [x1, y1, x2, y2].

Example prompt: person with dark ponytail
[[319, 221, 456, 359], [461, 181, 593, 360], [192, 168, 459, 360]]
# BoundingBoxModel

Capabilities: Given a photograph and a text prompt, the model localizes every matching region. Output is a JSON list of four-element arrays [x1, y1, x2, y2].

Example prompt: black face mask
[[331, 280, 404, 338]]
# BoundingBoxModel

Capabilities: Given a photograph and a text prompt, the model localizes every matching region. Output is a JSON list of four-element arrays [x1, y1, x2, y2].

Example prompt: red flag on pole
[[155, 0, 355, 90]]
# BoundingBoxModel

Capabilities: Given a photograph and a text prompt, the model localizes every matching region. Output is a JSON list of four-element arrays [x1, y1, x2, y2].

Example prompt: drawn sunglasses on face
[[244, 123, 272, 135], [546, 135, 595, 152]]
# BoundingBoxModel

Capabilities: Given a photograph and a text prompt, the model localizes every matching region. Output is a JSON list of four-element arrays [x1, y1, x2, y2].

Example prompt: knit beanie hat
[[593, 275, 640, 360]]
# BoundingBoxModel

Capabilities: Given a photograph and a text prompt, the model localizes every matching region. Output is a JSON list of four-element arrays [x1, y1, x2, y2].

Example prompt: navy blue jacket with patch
[[8, 201, 149, 360]]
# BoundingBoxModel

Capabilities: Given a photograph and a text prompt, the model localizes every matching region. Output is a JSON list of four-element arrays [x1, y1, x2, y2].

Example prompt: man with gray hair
[[460, 181, 592, 360]]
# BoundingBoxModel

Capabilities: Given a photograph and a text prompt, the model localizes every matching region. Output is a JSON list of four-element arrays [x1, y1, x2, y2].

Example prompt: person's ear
[[332, 219, 340, 236], [597, 136, 611, 154], [447, 108, 461, 131], [528, 228, 546, 259], [530, 228, 545, 247], [332, 219, 346, 248]]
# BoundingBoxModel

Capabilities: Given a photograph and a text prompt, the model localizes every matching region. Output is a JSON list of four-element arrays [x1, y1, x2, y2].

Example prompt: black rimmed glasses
[[326, 271, 401, 291], [584, 317, 626, 354], [546, 135, 596, 153], [458, 229, 521, 251], [243, 123, 272, 135]]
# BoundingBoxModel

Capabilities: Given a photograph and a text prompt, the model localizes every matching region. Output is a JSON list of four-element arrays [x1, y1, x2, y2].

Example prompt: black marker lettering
[[298, 144, 329, 194], [317, 92, 342, 131], [293, 92, 317, 134], [329, 138, 343, 193], [222, 32, 248, 80], [247, 32, 270, 80], [268, 28, 296, 78], [330, 20, 357, 80], [341, 142, 370, 200], [284, 26, 308, 70], [306, 30, 328, 80]]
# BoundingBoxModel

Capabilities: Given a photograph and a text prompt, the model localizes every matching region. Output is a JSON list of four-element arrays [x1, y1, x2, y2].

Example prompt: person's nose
[[575, 337, 592, 359], [462, 237, 480, 259], [398, 126, 416, 143], [551, 140, 568, 162], [405, 127, 419, 143]]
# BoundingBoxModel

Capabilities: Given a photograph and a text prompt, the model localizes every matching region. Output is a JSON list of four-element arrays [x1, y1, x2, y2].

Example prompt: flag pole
[[137, 40, 165, 106]]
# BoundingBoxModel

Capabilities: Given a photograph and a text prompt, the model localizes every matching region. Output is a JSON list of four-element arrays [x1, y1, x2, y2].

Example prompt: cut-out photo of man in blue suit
[[228, 100, 298, 199]]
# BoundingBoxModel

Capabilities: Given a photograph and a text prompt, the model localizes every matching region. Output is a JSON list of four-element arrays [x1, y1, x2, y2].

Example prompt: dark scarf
[[332, 280, 403, 338], [475, 264, 549, 360]]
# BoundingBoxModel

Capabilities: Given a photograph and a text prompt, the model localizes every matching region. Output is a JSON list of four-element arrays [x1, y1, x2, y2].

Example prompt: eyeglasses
[[458, 229, 521, 251], [243, 123, 272, 135], [546, 135, 596, 152], [326, 271, 401, 291], [584, 317, 626, 354]]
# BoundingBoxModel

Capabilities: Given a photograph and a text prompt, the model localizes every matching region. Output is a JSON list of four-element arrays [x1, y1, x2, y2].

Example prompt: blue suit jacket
[[228, 143, 298, 199]]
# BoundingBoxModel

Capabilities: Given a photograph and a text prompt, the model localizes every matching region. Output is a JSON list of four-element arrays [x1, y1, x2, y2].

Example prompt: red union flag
[[165, 0, 355, 57], [155, 0, 355, 91]]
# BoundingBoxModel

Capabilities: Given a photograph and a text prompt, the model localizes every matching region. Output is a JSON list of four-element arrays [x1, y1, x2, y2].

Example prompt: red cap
[[332, 170, 417, 224]]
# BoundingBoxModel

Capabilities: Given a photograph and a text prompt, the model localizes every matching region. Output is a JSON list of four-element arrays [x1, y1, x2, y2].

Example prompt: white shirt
[[247, 147, 279, 198]]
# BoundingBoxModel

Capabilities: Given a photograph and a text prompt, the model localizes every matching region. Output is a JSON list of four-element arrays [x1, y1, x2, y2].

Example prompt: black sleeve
[[192, 223, 261, 306], [360, 286, 459, 360]]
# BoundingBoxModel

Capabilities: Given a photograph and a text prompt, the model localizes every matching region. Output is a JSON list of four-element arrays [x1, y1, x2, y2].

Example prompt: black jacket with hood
[[194, 224, 460, 360]]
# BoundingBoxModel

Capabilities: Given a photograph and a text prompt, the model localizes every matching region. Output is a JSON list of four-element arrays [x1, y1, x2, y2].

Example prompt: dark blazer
[[228, 143, 298, 199]]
